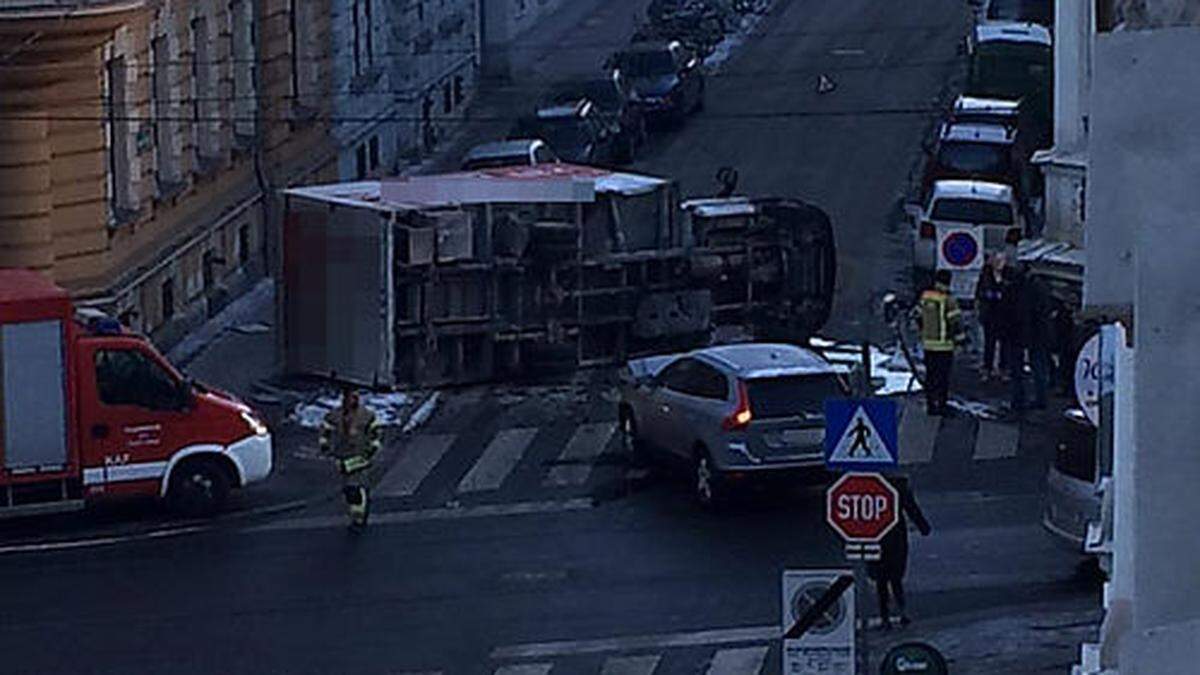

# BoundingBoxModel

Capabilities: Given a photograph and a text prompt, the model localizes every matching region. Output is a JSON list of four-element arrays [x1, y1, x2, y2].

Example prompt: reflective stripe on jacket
[[919, 286, 961, 352]]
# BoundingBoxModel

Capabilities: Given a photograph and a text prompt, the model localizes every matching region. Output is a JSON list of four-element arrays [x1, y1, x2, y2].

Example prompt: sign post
[[782, 570, 856, 675]]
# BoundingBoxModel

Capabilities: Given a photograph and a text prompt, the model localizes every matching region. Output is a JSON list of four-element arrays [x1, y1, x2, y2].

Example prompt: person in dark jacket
[[999, 264, 1027, 405], [975, 253, 1007, 381], [1008, 264, 1051, 410], [868, 475, 932, 629]]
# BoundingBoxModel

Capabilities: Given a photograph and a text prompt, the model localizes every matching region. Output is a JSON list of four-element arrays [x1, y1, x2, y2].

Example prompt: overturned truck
[[282, 164, 835, 387]]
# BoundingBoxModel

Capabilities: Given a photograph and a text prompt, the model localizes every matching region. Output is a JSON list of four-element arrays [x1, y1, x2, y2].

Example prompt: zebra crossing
[[363, 394, 1022, 512], [399, 641, 776, 675]]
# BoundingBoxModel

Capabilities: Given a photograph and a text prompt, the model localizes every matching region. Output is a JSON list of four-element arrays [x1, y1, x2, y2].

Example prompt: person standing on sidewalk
[[917, 270, 964, 416], [319, 387, 381, 530], [869, 475, 932, 630], [1017, 265, 1052, 410], [975, 253, 1007, 381]]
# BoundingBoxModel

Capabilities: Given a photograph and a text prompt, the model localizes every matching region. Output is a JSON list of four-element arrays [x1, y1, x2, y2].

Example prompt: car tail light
[[1006, 227, 1023, 244], [919, 221, 936, 239], [722, 381, 753, 431]]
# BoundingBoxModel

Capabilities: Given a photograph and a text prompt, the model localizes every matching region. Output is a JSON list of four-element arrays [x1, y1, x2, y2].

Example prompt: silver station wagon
[[618, 342, 848, 508]]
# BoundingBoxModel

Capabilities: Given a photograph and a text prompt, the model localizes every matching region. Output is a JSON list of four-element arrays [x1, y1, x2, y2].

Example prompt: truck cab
[[0, 270, 272, 518]]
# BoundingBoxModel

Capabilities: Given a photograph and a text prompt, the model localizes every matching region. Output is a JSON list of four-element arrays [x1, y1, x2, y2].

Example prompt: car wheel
[[692, 447, 723, 510], [168, 458, 231, 518]]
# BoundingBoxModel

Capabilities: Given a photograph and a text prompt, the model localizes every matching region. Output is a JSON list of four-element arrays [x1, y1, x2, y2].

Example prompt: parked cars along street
[[618, 343, 847, 509], [609, 40, 706, 124], [509, 100, 625, 166], [461, 139, 559, 171], [0, 270, 273, 518], [983, 0, 1054, 29]]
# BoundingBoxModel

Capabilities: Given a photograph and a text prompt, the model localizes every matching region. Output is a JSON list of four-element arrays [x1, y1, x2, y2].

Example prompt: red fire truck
[[0, 269, 273, 518]]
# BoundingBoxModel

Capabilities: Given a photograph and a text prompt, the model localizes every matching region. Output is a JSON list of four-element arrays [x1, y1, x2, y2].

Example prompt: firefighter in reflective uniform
[[319, 387, 381, 528], [916, 270, 964, 416]]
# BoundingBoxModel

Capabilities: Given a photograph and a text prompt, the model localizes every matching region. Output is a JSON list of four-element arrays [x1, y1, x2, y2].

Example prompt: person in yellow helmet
[[916, 270, 964, 416], [319, 387, 381, 529]]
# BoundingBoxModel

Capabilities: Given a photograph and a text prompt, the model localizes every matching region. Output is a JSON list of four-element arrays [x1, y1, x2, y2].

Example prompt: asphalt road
[[0, 3, 1097, 674]]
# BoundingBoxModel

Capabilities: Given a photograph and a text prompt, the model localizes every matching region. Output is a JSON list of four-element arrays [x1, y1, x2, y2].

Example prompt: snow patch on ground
[[813, 337, 924, 396], [290, 392, 413, 429]]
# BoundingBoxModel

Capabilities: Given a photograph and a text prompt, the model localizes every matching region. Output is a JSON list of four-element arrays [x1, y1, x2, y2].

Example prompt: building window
[[369, 135, 380, 170], [191, 15, 217, 164], [151, 35, 180, 189], [161, 278, 175, 322], [356, 144, 368, 179], [365, 0, 374, 66], [104, 54, 134, 218], [453, 76, 464, 106], [443, 81, 453, 113], [230, 0, 257, 144], [238, 224, 250, 265], [352, 0, 364, 77]]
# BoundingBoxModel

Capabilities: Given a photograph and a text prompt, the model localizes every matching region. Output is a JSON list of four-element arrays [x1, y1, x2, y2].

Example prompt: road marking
[[972, 419, 1020, 460], [494, 665, 552, 675], [707, 646, 769, 675], [0, 524, 208, 555], [252, 498, 593, 533], [898, 401, 939, 465], [830, 48, 866, 56], [601, 654, 661, 675], [544, 422, 617, 487], [378, 433, 456, 496], [458, 427, 539, 493], [491, 625, 776, 659]]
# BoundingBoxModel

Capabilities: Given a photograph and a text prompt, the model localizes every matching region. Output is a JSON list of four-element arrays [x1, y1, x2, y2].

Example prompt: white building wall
[[1083, 23, 1200, 674]]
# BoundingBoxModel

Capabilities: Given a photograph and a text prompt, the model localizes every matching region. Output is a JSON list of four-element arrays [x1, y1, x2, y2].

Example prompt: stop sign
[[826, 472, 899, 543]]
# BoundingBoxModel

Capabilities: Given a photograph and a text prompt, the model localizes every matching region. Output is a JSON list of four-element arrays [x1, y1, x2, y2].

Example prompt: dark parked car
[[509, 100, 623, 166], [985, 0, 1054, 29], [544, 75, 647, 163], [609, 40, 706, 124], [920, 121, 1031, 204]]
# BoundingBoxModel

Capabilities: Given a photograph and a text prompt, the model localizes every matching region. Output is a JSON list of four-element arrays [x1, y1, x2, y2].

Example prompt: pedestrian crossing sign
[[823, 399, 898, 471]]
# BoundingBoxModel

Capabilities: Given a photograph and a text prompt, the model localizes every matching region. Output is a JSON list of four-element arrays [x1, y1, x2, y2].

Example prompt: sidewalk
[[866, 600, 1102, 674]]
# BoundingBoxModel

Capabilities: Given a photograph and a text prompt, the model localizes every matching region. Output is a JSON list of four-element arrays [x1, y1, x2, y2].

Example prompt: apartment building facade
[[0, 0, 338, 346]]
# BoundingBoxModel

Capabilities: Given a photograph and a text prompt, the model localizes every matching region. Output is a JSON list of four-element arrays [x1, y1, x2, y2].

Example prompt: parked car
[[984, 0, 1053, 30], [609, 40, 706, 124], [509, 100, 624, 166], [618, 343, 848, 509], [910, 179, 1026, 294], [544, 75, 647, 163], [461, 139, 558, 171], [1042, 408, 1099, 552], [948, 94, 1021, 129], [921, 121, 1028, 203], [967, 21, 1052, 140]]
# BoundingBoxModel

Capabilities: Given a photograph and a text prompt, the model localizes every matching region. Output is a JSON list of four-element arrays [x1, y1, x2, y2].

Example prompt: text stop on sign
[[826, 472, 899, 543], [836, 494, 890, 521]]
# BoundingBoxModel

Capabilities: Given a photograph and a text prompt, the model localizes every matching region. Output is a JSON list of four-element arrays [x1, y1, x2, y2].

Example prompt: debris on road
[[291, 392, 414, 429], [812, 336, 923, 395]]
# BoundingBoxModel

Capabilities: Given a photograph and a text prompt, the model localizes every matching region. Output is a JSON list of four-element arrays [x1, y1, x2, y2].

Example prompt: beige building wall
[[0, 0, 339, 346]]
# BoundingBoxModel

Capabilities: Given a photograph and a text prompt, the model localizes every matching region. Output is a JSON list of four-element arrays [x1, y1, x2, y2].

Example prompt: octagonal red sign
[[826, 472, 900, 543]]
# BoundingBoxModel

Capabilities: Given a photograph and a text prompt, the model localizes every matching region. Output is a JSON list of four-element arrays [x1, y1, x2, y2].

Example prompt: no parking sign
[[936, 226, 983, 271]]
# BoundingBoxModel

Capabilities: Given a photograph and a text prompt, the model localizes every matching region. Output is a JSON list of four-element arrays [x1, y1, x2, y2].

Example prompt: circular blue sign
[[941, 231, 979, 267]]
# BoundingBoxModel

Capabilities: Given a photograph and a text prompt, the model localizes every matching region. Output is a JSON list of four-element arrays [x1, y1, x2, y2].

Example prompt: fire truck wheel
[[168, 458, 231, 517]]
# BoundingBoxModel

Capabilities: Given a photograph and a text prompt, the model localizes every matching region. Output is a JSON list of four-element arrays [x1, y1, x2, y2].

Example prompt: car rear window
[[938, 141, 1009, 175], [745, 374, 843, 419], [931, 197, 1014, 225]]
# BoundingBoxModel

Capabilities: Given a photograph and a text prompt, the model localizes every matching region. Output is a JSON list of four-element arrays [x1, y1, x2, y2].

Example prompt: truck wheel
[[168, 458, 231, 517]]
